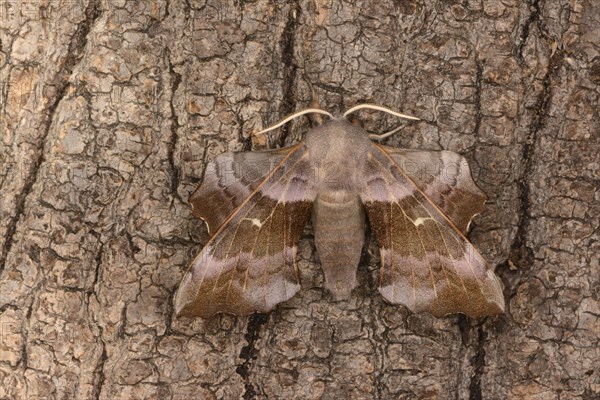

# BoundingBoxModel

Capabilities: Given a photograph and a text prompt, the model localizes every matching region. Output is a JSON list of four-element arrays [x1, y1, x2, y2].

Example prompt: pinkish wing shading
[[176, 144, 316, 318], [359, 144, 504, 318], [379, 146, 486, 233], [189, 147, 291, 235]]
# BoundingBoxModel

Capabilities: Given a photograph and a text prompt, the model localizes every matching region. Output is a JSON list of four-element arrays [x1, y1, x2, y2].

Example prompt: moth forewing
[[175, 144, 316, 318], [359, 144, 504, 317]]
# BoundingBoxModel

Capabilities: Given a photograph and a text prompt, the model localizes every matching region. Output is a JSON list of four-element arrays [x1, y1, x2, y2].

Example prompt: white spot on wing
[[242, 218, 263, 229], [412, 217, 434, 227]]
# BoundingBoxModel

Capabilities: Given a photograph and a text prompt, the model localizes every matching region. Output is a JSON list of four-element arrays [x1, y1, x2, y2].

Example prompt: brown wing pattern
[[189, 147, 291, 234], [380, 146, 486, 233], [175, 144, 316, 318], [360, 145, 504, 317]]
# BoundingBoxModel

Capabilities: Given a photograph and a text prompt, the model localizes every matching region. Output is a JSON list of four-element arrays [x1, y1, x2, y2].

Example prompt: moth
[[175, 105, 505, 318]]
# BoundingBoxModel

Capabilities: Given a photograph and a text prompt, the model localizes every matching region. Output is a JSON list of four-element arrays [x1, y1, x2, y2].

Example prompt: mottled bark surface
[[0, 0, 598, 399]]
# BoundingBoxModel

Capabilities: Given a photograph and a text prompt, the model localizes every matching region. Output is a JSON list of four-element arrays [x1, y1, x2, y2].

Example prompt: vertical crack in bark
[[453, 318, 467, 399], [473, 58, 483, 137], [89, 238, 106, 399], [370, 307, 386, 400], [236, 313, 269, 399], [19, 303, 33, 370], [517, 0, 542, 61], [92, 334, 107, 400], [362, 242, 385, 399], [166, 49, 183, 201], [276, 0, 300, 147], [91, 237, 104, 290], [0, 0, 101, 275], [509, 48, 563, 269], [0, 66, 11, 117], [468, 325, 486, 400]]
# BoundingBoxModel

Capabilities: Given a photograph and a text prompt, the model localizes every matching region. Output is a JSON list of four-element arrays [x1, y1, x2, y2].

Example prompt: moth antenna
[[256, 109, 334, 136], [343, 104, 420, 121], [368, 125, 404, 141]]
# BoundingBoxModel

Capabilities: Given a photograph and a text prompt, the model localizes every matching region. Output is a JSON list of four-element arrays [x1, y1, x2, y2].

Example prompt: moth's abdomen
[[312, 192, 365, 299]]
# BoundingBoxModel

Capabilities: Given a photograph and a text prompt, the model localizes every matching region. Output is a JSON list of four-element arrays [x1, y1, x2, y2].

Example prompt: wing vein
[[190, 145, 308, 307], [398, 202, 417, 308], [389, 151, 475, 216], [374, 145, 488, 295], [263, 204, 275, 310], [398, 205, 439, 302], [370, 150, 461, 295]]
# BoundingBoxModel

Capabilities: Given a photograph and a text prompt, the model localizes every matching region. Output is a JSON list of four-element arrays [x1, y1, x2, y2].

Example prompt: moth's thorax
[[305, 119, 373, 192], [305, 119, 373, 158]]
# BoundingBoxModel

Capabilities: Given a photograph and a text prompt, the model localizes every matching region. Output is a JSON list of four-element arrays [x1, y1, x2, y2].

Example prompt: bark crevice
[[236, 313, 269, 400], [517, 0, 543, 61], [166, 49, 183, 201], [276, 0, 300, 147], [468, 325, 486, 400], [473, 58, 483, 137], [89, 237, 106, 399], [509, 48, 564, 271], [0, 0, 101, 275], [91, 335, 107, 400]]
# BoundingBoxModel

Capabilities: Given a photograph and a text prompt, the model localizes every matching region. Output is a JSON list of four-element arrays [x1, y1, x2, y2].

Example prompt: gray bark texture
[[0, 0, 598, 399]]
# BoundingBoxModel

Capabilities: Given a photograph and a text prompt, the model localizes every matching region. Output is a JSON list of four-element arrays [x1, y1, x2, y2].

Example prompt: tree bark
[[1, 0, 598, 399]]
